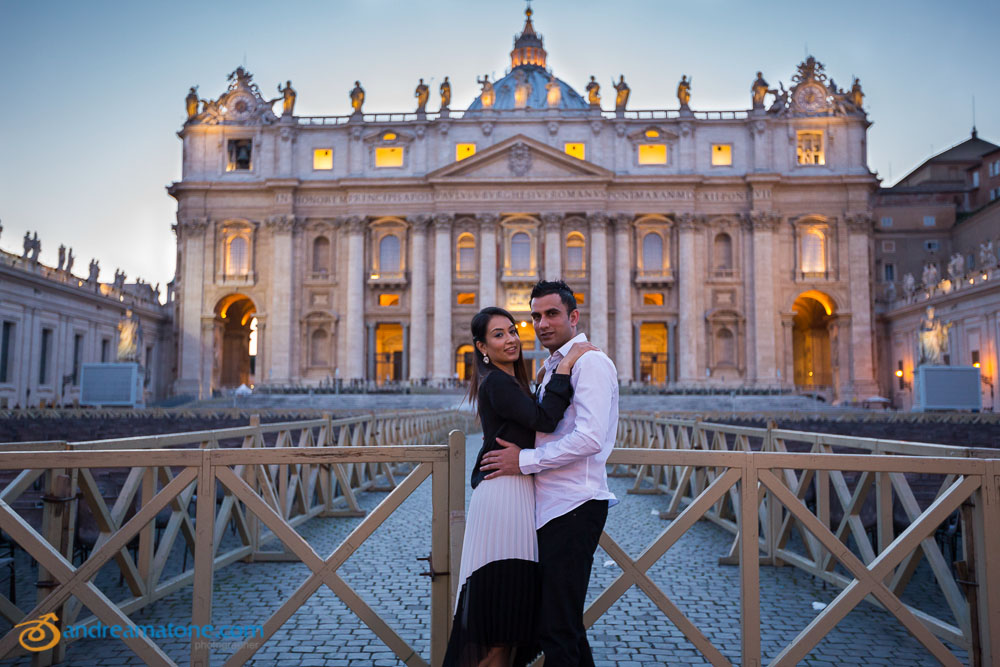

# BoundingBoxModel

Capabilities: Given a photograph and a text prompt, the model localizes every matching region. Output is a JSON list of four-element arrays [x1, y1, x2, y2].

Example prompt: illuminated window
[[375, 147, 404, 168], [800, 228, 826, 273], [639, 323, 668, 384], [644, 129, 660, 139], [638, 144, 667, 165], [564, 143, 585, 160], [566, 232, 586, 272], [313, 148, 333, 170], [457, 292, 476, 305], [573, 292, 585, 305], [643, 292, 664, 306], [226, 139, 252, 171], [378, 294, 400, 307], [375, 323, 404, 383], [382, 132, 397, 141], [456, 233, 476, 274], [379, 235, 401, 273], [312, 236, 330, 273], [226, 236, 249, 275], [796, 131, 824, 165], [456, 344, 475, 381], [642, 232, 664, 271], [511, 232, 531, 271], [456, 143, 476, 161], [711, 144, 732, 166]]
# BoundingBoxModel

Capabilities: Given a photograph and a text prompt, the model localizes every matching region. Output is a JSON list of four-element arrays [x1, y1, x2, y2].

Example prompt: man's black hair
[[529, 279, 578, 314]]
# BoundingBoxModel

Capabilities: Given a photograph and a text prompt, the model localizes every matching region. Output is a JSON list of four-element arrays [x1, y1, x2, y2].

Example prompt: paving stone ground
[[1, 433, 965, 666]]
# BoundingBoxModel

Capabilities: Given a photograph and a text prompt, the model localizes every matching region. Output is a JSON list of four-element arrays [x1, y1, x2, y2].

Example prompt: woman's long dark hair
[[466, 307, 532, 406]]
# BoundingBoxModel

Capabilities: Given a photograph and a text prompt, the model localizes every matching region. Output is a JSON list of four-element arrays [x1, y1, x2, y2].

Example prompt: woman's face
[[478, 315, 521, 364]]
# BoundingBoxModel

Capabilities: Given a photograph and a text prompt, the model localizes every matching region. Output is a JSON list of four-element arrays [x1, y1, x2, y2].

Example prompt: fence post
[[740, 452, 761, 667], [191, 449, 215, 667], [972, 460, 1000, 665], [245, 415, 261, 558], [36, 468, 72, 667], [447, 430, 466, 615]]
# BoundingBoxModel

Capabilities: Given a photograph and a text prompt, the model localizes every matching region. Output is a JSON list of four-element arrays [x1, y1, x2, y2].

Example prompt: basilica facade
[[170, 8, 879, 401]]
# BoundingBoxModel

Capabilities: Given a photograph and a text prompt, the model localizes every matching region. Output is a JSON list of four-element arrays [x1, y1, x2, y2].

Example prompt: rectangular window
[[375, 147, 404, 168], [924, 240, 940, 252], [378, 294, 400, 307], [796, 131, 824, 165], [564, 143, 585, 160], [710, 144, 732, 166], [72, 334, 83, 385], [313, 148, 333, 170], [991, 188, 997, 201], [226, 139, 252, 171], [638, 144, 667, 165], [0, 322, 13, 383], [456, 293, 476, 305], [39, 328, 53, 384], [643, 292, 664, 306], [101, 338, 110, 363], [923, 215, 936, 227], [972, 350, 981, 367], [972, 171, 980, 187], [880, 216, 893, 228], [881, 240, 896, 253], [884, 263, 895, 282], [455, 143, 476, 161], [573, 292, 585, 305]]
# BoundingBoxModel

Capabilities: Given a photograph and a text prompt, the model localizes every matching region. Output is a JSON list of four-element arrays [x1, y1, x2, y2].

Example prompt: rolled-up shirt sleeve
[[519, 353, 616, 474]]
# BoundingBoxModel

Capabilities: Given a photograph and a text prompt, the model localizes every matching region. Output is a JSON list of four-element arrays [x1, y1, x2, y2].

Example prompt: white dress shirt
[[518, 332, 619, 529]]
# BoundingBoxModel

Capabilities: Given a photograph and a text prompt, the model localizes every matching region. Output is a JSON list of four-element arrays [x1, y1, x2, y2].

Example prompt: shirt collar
[[544, 332, 589, 370]]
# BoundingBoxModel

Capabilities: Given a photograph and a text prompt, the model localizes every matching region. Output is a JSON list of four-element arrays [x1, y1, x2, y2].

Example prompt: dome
[[467, 65, 589, 112]]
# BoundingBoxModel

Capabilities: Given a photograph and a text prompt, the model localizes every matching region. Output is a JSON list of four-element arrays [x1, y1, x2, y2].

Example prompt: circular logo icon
[[16, 613, 61, 652]]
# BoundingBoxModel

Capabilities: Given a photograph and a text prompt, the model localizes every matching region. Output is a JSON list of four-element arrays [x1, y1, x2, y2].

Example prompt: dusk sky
[[1, 0, 997, 294]]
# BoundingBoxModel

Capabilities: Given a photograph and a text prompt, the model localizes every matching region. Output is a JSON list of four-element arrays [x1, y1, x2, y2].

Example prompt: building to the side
[[170, 7, 880, 402], [875, 130, 1000, 410], [0, 232, 172, 408]]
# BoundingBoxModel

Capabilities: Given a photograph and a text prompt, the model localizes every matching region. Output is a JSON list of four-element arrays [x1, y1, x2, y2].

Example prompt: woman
[[444, 307, 597, 667]]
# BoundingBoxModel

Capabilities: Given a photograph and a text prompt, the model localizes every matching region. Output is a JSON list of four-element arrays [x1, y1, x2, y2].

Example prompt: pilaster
[[676, 213, 699, 382], [343, 215, 366, 380], [432, 213, 454, 382], [478, 213, 499, 308], [613, 213, 634, 381], [588, 213, 609, 350], [542, 212, 563, 281], [407, 214, 430, 382]]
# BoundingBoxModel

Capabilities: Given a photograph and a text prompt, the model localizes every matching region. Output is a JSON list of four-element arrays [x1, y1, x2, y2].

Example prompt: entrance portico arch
[[214, 294, 257, 389], [791, 291, 835, 391]]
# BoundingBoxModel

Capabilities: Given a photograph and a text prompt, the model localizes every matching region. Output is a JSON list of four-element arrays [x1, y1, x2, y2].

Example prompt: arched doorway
[[791, 291, 834, 389], [214, 294, 257, 389]]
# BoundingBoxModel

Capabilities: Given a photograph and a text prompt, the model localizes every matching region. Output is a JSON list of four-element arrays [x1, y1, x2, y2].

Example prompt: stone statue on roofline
[[414, 78, 429, 114], [276, 81, 296, 116], [545, 74, 561, 108], [922, 261, 939, 290], [613, 75, 630, 112], [848, 77, 864, 110], [58, 244, 66, 271], [902, 272, 916, 298], [88, 259, 100, 284], [884, 279, 896, 303], [677, 75, 691, 109], [751, 72, 769, 110], [586, 75, 601, 107], [439, 76, 451, 109], [185, 86, 199, 120], [477, 75, 495, 109], [947, 253, 965, 282], [767, 82, 789, 114], [65, 248, 74, 274], [350, 81, 365, 114], [979, 240, 997, 269]]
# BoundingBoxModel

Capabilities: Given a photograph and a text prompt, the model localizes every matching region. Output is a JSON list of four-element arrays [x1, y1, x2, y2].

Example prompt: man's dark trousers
[[537, 498, 609, 666]]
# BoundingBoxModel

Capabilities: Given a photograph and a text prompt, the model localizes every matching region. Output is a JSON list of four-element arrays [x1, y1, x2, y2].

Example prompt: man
[[481, 279, 619, 666]]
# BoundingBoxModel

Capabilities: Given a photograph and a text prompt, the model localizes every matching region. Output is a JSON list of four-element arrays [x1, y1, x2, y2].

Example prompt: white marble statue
[[917, 306, 953, 366], [947, 253, 965, 282], [902, 272, 916, 298], [922, 262, 939, 290]]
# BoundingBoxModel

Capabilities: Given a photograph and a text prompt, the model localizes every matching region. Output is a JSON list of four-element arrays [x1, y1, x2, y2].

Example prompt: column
[[780, 314, 795, 388], [407, 214, 430, 381], [432, 213, 454, 383], [668, 322, 677, 384], [542, 212, 562, 280], [266, 215, 297, 384], [846, 214, 879, 396], [175, 218, 208, 397], [401, 322, 410, 380], [478, 214, 498, 308], [676, 214, 699, 382], [632, 322, 641, 382], [750, 211, 780, 385], [587, 213, 609, 350], [613, 213, 634, 382], [254, 318, 266, 385], [367, 322, 376, 382], [344, 216, 366, 381]]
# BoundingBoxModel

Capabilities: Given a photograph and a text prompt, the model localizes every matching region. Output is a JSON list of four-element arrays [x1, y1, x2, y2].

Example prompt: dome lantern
[[511, 5, 546, 69]]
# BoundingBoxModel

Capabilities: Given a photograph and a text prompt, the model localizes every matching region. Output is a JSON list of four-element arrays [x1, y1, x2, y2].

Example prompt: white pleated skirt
[[455, 473, 537, 611]]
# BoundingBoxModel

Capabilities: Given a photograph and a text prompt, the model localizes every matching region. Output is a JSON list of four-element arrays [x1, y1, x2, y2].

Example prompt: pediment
[[427, 134, 613, 182]]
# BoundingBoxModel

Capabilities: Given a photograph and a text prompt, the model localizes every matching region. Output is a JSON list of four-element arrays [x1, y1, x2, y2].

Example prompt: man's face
[[530, 293, 578, 352]]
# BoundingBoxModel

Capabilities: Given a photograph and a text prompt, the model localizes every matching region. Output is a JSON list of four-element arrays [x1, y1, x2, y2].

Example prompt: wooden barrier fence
[[0, 410, 470, 665]]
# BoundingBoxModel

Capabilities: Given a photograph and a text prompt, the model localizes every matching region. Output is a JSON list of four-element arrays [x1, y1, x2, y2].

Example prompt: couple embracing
[[444, 280, 619, 667]]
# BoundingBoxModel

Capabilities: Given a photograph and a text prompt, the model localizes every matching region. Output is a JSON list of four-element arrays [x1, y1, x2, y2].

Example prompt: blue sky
[[1, 0, 997, 290]]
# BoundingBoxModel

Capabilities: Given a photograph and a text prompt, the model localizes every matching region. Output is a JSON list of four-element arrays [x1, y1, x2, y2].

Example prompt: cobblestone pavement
[[1, 434, 963, 666]]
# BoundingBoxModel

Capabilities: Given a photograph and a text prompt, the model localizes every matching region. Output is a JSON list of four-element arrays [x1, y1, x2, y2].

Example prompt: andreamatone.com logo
[[16, 613, 264, 652]]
